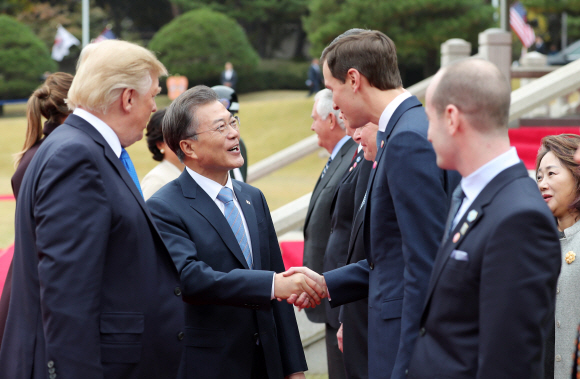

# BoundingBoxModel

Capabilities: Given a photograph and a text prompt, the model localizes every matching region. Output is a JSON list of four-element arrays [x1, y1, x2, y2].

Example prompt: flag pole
[[82, 0, 89, 47], [500, 0, 509, 32]]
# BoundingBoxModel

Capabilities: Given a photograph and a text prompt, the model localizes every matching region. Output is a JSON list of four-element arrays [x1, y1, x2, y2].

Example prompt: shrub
[[236, 60, 311, 93], [0, 15, 57, 100], [149, 8, 259, 86]]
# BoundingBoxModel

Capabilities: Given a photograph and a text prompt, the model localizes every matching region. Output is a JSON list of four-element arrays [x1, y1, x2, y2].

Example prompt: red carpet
[[509, 127, 580, 169], [280, 241, 304, 270], [0, 244, 13, 292]]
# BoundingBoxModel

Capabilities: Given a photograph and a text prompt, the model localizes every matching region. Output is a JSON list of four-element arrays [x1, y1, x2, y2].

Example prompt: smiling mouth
[[228, 145, 240, 152], [543, 194, 552, 202]]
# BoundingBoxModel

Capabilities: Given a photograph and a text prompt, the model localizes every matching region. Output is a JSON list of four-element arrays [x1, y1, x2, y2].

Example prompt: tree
[[0, 15, 56, 100], [168, 0, 309, 58], [303, 0, 494, 80], [149, 8, 259, 86]]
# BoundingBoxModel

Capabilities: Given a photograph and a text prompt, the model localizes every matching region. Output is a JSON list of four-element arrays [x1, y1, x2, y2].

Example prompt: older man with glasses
[[146, 85, 323, 379]]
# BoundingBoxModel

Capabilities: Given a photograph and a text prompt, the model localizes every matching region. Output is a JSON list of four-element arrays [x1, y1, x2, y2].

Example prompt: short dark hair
[[162, 85, 218, 162], [145, 109, 166, 162], [321, 30, 402, 90], [432, 59, 511, 131], [536, 134, 580, 213]]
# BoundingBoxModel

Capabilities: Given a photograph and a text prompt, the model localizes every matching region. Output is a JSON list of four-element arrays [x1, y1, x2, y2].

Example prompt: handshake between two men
[[274, 267, 326, 309]]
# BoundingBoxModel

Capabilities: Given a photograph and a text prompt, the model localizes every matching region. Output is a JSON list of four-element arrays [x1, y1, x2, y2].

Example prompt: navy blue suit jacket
[[324, 96, 460, 379], [146, 171, 307, 379], [408, 162, 561, 379], [0, 115, 184, 379]]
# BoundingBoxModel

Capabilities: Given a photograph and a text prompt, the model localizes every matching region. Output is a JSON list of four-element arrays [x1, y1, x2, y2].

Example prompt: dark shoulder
[[493, 175, 553, 220]]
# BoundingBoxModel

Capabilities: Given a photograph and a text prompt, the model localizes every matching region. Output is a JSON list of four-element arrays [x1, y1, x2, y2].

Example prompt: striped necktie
[[321, 157, 332, 178], [216, 187, 253, 269], [120, 148, 143, 197]]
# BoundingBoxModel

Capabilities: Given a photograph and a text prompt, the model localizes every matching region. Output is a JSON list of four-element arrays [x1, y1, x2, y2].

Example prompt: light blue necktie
[[216, 187, 253, 269], [120, 148, 143, 197], [442, 184, 465, 242]]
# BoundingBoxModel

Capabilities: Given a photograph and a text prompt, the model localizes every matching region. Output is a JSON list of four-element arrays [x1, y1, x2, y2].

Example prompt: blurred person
[[537, 134, 580, 379], [307, 58, 323, 97], [0, 72, 74, 350], [406, 59, 560, 379], [302, 88, 356, 379], [287, 30, 460, 379], [0, 40, 185, 378], [142, 109, 184, 200], [220, 62, 238, 89], [146, 85, 323, 379]]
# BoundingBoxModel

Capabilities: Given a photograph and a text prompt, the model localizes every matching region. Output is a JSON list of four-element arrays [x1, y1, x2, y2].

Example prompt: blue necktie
[[321, 157, 332, 178], [217, 187, 253, 269], [120, 148, 143, 197], [442, 184, 465, 242]]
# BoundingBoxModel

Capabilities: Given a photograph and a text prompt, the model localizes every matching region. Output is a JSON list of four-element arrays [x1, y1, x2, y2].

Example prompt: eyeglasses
[[187, 115, 240, 138]]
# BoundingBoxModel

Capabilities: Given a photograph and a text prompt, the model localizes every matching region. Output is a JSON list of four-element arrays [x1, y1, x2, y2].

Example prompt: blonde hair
[[67, 40, 167, 113], [14, 72, 73, 167]]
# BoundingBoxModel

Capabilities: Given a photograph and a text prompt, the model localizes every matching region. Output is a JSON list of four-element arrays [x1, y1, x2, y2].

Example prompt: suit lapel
[[233, 181, 261, 270], [347, 204, 365, 264], [178, 172, 250, 270]]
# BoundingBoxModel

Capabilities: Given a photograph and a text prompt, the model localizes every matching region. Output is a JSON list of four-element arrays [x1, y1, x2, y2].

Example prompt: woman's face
[[537, 151, 578, 219]]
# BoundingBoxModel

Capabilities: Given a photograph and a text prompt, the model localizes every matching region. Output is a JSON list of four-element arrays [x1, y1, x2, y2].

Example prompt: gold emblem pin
[[460, 222, 469, 235], [566, 251, 576, 264], [381, 140, 385, 148]]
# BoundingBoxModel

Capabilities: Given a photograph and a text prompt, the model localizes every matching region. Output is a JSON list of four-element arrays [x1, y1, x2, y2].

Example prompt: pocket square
[[450, 249, 469, 261]]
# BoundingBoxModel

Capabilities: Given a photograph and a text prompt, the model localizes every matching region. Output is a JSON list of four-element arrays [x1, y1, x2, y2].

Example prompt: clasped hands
[[274, 267, 327, 309]]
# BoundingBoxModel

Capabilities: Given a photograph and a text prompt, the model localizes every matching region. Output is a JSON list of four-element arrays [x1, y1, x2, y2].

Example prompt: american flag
[[92, 26, 116, 43], [510, 2, 535, 48]]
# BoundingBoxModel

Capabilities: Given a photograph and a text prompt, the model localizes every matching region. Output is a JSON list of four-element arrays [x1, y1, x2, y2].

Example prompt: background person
[[536, 134, 580, 379], [307, 58, 323, 97], [220, 61, 238, 89], [142, 109, 184, 200], [0, 72, 73, 350]]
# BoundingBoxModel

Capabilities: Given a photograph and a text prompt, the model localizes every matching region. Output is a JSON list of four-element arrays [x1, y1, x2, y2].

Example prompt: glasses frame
[[186, 115, 240, 139]]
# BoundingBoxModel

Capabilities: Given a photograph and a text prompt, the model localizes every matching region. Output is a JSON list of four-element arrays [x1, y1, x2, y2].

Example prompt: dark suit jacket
[[0, 114, 184, 379], [408, 162, 561, 379], [324, 96, 460, 379], [146, 171, 307, 379], [308, 64, 323, 93], [220, 70, 238, 89], [303, 138, 358, 323]]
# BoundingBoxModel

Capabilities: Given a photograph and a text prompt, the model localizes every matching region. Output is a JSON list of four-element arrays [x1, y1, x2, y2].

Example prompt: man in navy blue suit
[[407, 59, 561, 379], [146, 85, 323, 379], [287, 30, 459, 379], [0, 40, 185, 378]]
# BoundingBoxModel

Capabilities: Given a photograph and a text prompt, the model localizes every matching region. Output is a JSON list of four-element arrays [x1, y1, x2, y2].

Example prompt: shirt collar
[[378, 91, 412, 132], [331, 135, 351, 160], [186, 167, 235, 201], [357, 143, 363, 153], [461, 147, 520, 202], [73, 108, 122, 158]]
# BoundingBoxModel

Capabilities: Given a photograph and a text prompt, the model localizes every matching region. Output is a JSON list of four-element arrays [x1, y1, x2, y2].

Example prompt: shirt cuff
[[270, 272, 276, 300]]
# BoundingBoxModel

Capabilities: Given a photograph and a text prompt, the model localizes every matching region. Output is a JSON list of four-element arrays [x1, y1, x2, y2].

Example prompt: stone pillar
[[441, 39, 471, 67], [519, 52, 548, 87], [478, 28, 512, 81]]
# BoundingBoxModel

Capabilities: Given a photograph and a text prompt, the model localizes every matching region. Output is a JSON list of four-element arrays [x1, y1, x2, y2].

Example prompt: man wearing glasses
[[146, 85, 322, 379]]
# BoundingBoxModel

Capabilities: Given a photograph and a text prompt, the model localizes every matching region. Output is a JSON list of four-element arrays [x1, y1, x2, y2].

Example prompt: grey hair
[[315, 89, 344, 130], [162, 85, 219, 162]]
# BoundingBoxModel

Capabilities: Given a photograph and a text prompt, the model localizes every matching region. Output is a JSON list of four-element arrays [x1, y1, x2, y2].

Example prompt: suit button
[[174, 287, 182, 296], [47, 361, 54, 368], [48, 367, 56, 374], [330, 228, 333, 234], [253, 333, 259, 342], [369, 263, 374, 270], [557, 287, 560, 294], [419, 327, 426, 337], [49, 374, 56, 379], [178, 332, 184, 341], [405, 369, 409, 376], [556, 354, 562, 362], [557, 321, 561, 328]]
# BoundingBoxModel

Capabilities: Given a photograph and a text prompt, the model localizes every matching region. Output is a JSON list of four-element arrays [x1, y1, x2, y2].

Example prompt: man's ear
[[327, 112, 337, 130], [347, 68, 362, 93], [445, 105, 460, 136], [180, 139, 198, 160], [121, 88, 136, 113]]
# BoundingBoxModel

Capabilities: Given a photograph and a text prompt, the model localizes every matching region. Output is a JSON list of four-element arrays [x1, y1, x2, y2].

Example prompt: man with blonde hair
[[0, 40, 185, 379]]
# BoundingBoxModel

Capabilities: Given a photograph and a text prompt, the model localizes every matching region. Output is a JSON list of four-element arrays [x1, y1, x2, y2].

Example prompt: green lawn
[[0, 90, 324, 247]]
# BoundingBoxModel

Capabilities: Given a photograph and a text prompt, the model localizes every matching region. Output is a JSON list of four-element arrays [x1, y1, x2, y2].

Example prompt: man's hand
[[283, 267, 327, 309], [274, 272, 325, 306], [285, 372, 306, 379], [337, 323, 343, 352]]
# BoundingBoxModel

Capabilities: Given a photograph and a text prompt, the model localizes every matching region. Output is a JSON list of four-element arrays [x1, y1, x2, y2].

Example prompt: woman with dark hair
[[1, 72, 73, 348], [536, 134, 580, 379], [141, 108, 184, 200]]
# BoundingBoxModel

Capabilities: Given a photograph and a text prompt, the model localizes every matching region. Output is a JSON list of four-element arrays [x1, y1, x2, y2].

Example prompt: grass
[[0, 90, 325, 247]]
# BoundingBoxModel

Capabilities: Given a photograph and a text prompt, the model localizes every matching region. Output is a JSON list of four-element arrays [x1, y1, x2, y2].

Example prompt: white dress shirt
[[186, 167, 276, 299], [378, 91, 412, 132], [73, 108, 122, 157], [452, 147, 520, 229], [331, 135, 351, 159]]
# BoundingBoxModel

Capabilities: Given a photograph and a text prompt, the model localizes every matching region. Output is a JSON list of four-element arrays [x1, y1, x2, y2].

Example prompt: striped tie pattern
[[321, 157, 332, 178], [216, 187, 253, 269]]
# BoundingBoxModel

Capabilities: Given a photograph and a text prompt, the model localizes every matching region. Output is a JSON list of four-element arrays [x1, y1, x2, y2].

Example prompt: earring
[[160, 149, 165, 154]]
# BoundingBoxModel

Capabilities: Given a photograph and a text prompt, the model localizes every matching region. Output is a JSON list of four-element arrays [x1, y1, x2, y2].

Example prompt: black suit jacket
[[0, 114, 184, 379], [324, 96, 460, 379], [303, 138, 358, 323], [408, 162, 561, 379], [147, 171, 307, 379], [220, 70, 238, 89]]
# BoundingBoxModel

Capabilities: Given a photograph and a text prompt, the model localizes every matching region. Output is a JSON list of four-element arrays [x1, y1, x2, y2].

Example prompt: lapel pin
[[467, 210, 478, 222], [246, 200, 251, 205], [356, 156, 362, 163], [460, 222, 469, 235], [373, 161, 377, 169], [381, 140, 385, 148], [566, 251, 576, 264], [452, 232, 460, 243], [353, 162, 357, 168], [349, 167, 353, 172]]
